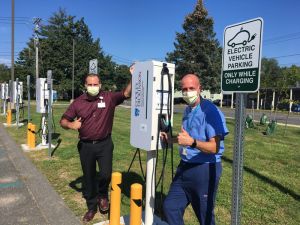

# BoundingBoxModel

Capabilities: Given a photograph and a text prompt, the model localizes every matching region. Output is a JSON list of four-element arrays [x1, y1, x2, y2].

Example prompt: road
[[173, 104, 300, 127]]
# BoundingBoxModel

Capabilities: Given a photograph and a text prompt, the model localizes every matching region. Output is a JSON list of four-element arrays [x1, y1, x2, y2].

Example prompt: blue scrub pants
[[163, 161, 222, 225]]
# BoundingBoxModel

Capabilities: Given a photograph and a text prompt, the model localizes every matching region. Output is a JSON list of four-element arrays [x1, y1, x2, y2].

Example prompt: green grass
[[1, 105, 300, 225]]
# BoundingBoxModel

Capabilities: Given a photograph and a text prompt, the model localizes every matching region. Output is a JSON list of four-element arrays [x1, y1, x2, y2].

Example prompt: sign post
[[89, 59, 98, 74], [47, 70, 53, 158], [221, 18, 263, 225], [27, 75, 30, 123]]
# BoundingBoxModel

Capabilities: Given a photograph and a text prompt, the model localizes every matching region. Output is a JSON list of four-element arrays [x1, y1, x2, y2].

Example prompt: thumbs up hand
[[177, 127, 193, 146], [71, 117, 82, 130]]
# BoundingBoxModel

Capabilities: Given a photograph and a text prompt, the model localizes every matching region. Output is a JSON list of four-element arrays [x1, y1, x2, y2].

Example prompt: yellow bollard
[[27, 123, 32, 147], [130, 183, 143, 225], [6, 109, 12, 126], [110, 172, 122, 225], [30, 124, 36, 149]]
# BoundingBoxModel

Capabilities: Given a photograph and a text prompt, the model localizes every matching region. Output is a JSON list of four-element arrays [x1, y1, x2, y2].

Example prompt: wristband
[[190, 139, 197, 148]]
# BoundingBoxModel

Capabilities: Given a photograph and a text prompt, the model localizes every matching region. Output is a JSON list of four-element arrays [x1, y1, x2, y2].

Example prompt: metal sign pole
[[47, 70, 53, 157], [16, 78, 20, 127], [3, 83, 7, 115], [8, 80, 12, 110], [27, 75, 30, 122], [231, 93, 246, 225]]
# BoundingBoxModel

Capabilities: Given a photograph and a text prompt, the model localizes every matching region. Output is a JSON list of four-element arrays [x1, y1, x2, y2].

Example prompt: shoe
[[97, 196, 109, 212], [82, 209, 97, 222]]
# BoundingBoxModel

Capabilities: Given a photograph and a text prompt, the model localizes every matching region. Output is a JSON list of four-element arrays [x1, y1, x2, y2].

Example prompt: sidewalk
[[0, 123, 82, 225]]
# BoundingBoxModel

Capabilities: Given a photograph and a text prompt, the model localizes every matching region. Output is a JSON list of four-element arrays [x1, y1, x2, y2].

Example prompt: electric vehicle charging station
[[1, 83, 9, 115], [130, 60, 175, 225], [35, 73, 55, 151], [3, 79, 24, 127], [12, 79, 24, 127]]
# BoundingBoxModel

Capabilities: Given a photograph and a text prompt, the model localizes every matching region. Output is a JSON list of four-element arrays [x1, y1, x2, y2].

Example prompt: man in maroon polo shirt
[[60, 69, 132, 222]]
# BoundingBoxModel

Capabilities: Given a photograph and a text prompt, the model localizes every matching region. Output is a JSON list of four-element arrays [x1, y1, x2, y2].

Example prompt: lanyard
[[186, 103, 201, 132]]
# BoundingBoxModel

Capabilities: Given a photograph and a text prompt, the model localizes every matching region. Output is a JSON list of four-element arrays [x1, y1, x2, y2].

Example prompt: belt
[[80, 135, 110, 144]]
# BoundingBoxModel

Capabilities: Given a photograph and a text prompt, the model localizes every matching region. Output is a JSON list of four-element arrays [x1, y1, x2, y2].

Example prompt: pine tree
[[166, 0, 222, 91]]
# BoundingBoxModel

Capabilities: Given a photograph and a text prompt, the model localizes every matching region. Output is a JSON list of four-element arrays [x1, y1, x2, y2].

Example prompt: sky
[[0, 0, 299, 68]]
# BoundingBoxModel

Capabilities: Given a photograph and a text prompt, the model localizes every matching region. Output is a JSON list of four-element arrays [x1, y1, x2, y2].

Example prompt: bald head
[[181, 74, 202, 93]]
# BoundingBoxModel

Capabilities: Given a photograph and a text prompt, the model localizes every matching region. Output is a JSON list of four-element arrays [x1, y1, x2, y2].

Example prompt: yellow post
[[130, 183, 143, 225], [109, 172, 122, 225], [30, 124, 36, 149], [6, 109, 12, 126], [27, 123, 32, 147]]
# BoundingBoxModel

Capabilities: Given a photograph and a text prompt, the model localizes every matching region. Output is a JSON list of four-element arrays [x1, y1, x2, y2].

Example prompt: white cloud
[[0, 58, 12, 67]]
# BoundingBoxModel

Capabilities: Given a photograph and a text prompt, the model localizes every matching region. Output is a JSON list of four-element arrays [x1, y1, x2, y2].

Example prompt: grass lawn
[[1, 104, 299, 225]]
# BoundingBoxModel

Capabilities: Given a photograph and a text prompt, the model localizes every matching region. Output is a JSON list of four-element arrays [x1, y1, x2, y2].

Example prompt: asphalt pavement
[[0, 123, 82, 225], [173, 104, 300, 127]]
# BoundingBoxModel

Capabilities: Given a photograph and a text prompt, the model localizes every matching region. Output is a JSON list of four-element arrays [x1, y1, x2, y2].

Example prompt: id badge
[[98, 102, 106, 108], [182, 147, 187, 156]]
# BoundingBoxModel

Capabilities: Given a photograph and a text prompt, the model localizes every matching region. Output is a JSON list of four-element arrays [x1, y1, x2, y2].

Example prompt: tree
[[277, 65, 300, 102], [0, 64, 10, 82], [166, 0, 222, 91], [260, 57, 281, 89], [15, 9, 116, 99], [113, 64, 131, 91], [259, 57, 281, 109]]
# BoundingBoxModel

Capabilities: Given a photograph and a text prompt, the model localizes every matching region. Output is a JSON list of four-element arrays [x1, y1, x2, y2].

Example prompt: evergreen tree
[[0, 64, 10, 82], [166, 0, 222, 91], [15, 9, 116, 99]]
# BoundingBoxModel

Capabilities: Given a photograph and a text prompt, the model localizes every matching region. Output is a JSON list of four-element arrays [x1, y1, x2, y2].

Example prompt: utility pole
[[72, 39, 75, 101], [33, 18, 41, 80], [10, 0, 15, 109]]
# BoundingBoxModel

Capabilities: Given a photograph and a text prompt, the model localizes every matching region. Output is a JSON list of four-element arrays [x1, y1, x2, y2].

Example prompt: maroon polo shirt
[[62, 91, 126, 140]]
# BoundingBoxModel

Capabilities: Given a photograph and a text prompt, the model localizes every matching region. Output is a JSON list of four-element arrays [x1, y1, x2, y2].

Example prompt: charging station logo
[[134, 72, 144, 117], [134, 108, 140, 116]]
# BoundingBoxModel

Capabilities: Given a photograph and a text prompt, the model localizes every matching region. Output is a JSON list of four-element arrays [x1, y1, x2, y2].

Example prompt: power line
[[279, 61, 300, 66], [271, 53, 300, 59], [264, 31, 300, 42]]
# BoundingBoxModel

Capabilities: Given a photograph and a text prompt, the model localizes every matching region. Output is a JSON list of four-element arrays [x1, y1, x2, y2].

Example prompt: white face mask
[[86, 85, 100, 96], [182, 91, 199, 105]]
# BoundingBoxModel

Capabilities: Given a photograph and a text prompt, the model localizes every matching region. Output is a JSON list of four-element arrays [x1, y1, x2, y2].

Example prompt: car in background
[[213, 99, 234, 107], [292, 103, 300, 112], [277, 102, 300, 112]]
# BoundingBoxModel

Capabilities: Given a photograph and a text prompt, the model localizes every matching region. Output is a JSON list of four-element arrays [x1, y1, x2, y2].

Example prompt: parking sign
[[221, 18, 263, 92], [89, 59, 98, 74]]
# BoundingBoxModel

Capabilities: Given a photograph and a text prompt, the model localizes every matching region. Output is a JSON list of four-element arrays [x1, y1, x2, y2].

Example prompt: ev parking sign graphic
[[89, 59, 98, 74], [222, 18, 263, 92]]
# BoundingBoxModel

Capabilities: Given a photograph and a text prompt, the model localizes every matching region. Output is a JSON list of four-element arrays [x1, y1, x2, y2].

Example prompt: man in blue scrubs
[[163, 74, 229, 225]]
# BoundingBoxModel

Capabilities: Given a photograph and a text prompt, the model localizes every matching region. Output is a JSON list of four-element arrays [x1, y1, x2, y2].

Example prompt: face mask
[[86, 86, 100, 96], [182, 91, 199, 105]]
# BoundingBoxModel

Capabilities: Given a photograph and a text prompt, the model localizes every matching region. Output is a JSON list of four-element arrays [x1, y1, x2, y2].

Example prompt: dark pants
[[163, 161, 222, 225], [77, 136, 114, 211]]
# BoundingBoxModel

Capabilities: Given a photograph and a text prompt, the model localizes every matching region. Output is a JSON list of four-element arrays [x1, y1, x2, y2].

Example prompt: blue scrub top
[[180, 98, 229, 163]]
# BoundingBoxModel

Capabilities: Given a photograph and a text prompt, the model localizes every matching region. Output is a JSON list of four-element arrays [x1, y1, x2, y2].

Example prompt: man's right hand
[[71, 117, 82, 130]]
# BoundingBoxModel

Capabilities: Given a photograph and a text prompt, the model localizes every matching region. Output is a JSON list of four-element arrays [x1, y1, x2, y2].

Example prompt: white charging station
[[35, 77, 54, 150], [1, 83, 9, 115], [130, 60, 175, 225], [12, 80, 24, 127], [36, 78, 51, 114], [130, 61, 175, 150], [3, 79, 24, 127], [12, 81, 23, 104]]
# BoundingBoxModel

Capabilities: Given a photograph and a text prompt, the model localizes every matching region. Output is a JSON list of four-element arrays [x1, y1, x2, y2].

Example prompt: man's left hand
[[130, 63, 135, 75], [177, 127, 194, 146]]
